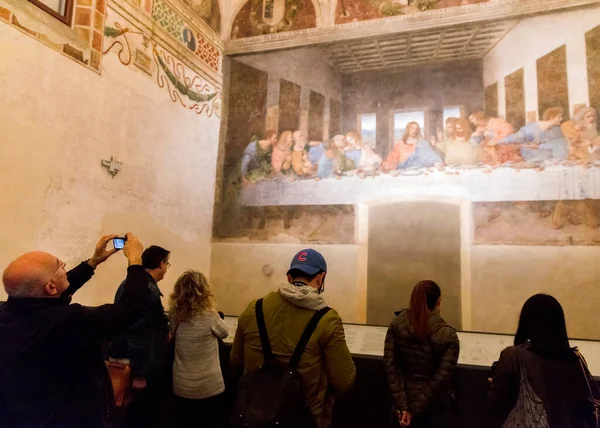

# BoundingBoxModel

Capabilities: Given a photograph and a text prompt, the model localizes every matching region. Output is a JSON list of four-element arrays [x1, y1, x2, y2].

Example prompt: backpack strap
[[255, 299, 275, 362], [289, 307, 331, 368]]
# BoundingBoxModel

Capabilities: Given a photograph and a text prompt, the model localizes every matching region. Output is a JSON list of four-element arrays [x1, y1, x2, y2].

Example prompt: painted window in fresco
[[394, 110, 425, 140], [443, 107, 461, 126], [359, 113, 377, 148], [587, 25, 600, 113], [537, 45, 570, 120]]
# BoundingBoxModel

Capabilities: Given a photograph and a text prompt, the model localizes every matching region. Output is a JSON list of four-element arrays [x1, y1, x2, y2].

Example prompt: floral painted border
[[103, 12, 221, 118], [151, 0, 220, 72]]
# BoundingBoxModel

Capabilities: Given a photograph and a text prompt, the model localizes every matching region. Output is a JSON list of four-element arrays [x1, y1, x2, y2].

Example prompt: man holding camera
[[0, 233, 148, 428]]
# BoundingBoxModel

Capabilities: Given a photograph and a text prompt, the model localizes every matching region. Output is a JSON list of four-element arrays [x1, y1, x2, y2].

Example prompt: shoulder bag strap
[[575, 350, 600, 428], [289, 307, 331, 368], [255, 299, 274, 362]]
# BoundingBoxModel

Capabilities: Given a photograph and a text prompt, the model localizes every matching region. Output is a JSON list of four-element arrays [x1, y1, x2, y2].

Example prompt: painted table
[[239, 164, 600, 206]]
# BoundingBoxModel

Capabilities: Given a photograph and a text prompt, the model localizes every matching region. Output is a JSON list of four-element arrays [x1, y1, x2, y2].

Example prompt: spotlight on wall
[[262, 264, 274, 277]]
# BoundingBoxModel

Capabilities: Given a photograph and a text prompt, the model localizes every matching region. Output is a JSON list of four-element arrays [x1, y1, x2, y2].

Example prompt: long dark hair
[[407, 280, 441, 337], [514, 294, 574, 360]]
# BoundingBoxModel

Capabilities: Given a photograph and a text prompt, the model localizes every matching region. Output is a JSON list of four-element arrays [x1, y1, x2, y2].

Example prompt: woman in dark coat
[[487, 294, 597, 428], [383, 280, 460, 428]]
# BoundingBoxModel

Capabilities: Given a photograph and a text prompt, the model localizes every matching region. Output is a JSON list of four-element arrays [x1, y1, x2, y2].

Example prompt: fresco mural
[[215, 9, 600, 246], [151, 0, 221, 71], [182, 0, 221, 33], [210, 3, 600, 339], [335, 0, 489, 24], [231, 0, 317, 39], [217, 205, 355, 243], [475, 200, 600, 246]]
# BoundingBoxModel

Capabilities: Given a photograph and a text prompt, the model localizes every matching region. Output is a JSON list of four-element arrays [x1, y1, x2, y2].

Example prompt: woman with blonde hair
[[169, 270, 229, 428]]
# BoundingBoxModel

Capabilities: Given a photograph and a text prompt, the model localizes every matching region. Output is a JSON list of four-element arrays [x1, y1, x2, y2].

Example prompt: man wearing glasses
[[108, 245, 171, 428], [0, 233, 148, 428]]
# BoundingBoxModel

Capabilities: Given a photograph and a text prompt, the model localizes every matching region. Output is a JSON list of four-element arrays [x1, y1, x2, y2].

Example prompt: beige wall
[[0, 22, 220, 306], [483, 4, 600, 118], [211, 206, 600, 340], [210, 243, 361, 323], [471, 245, 600, 340]]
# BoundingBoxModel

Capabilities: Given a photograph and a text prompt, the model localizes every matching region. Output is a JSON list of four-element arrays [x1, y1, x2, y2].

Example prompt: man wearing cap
[[231, 249, 356, 428]]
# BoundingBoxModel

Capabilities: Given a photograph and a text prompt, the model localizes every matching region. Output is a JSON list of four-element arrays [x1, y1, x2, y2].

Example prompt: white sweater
[[172, 310, 229, 399]]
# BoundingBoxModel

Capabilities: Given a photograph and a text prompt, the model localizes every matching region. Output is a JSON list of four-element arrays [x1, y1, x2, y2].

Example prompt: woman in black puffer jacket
[[383, 280, 460, 428]]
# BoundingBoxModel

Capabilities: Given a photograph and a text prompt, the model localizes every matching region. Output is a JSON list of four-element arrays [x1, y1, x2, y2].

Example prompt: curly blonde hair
[[169, 270, 216, 327]]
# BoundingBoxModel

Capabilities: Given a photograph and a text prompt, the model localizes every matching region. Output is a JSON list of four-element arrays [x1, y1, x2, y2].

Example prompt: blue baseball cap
[[287, 249, 327, 276]]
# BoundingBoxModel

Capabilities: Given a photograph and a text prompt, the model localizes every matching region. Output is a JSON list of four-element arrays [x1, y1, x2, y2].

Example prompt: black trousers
[[175, 393, 226, 428], [126, 380, 162, 428]]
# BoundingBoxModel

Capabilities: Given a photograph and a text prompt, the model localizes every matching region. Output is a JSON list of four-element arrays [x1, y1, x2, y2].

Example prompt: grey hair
[[5, 277, 43, 298]]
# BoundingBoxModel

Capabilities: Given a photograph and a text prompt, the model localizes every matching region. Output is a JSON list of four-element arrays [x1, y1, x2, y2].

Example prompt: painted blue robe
[[498, 122, 568, 161]]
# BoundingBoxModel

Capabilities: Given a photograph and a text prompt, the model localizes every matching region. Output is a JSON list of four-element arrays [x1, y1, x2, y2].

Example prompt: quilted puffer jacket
[[383, 309, 460, 418]]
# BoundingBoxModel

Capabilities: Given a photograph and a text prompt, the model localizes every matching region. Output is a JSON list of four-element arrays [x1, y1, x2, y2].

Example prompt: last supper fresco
[[213, 4, 600, 245]]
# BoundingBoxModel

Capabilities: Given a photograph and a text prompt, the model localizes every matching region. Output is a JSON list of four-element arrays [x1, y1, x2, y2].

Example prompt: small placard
[[134, 49, 152, 75]]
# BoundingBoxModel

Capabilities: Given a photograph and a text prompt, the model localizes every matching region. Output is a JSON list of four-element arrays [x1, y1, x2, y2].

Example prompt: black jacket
[[383, 309, 460, 418], [108, 276, 169, 379], [0, 262, 149, 428], [487, 344, 596, 428]]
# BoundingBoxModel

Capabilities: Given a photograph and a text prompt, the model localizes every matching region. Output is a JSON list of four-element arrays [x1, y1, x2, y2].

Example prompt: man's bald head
[[3, 251, 68, 298]]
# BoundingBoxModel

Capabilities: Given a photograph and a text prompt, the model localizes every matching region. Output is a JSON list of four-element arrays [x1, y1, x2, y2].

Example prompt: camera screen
[[113, 238, 125, 250]]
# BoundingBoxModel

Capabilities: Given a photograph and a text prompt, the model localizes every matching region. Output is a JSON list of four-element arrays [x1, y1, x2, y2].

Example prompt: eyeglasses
[[47, 260, 67, 286]]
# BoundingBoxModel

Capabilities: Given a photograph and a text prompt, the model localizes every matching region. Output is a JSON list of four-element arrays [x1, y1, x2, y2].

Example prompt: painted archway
[[230, 0, 319, 39]]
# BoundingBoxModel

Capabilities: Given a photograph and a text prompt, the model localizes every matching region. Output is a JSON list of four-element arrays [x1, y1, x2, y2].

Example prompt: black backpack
[[229, 298, 330, 428]]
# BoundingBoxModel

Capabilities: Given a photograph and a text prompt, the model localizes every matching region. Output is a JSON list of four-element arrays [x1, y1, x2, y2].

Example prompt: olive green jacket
[[231, 290, 356, 423]]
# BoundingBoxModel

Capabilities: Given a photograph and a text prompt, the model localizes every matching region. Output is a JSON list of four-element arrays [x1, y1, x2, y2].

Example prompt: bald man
[[0, 233, 149, 428]]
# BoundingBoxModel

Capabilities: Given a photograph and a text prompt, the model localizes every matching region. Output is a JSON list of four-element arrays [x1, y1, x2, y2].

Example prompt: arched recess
[[356, 193, 473, 329], [225, 0, 322, 40]]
